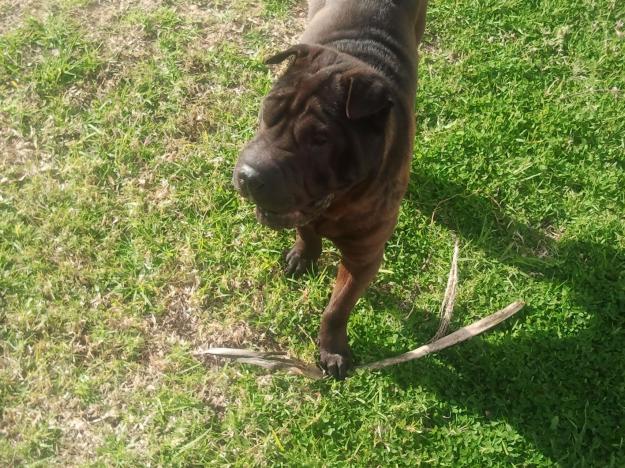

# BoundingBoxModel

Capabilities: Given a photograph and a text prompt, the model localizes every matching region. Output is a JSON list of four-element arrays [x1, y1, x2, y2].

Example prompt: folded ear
[[264, 44, 311, 65], [344, 71, 393, 120]]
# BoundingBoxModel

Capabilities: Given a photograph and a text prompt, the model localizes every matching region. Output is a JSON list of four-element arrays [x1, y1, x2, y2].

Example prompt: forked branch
[[194, 240, 525, 379], [194, 301, 524, 380]]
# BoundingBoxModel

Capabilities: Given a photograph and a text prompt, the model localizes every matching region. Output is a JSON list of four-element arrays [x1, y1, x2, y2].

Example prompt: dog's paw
[[284, 247, 317, 277], [319, 345, 353, 380]]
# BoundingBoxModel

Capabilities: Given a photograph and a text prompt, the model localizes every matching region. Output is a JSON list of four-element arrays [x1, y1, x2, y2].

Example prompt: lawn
[[1, 0, 624, 465]]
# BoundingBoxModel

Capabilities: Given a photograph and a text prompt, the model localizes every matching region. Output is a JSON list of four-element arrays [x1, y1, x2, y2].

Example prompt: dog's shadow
[[359, 172, 625, 463]]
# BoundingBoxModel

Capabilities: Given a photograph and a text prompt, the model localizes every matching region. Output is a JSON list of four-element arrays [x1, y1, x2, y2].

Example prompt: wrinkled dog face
[[233, 44, 394, 230]]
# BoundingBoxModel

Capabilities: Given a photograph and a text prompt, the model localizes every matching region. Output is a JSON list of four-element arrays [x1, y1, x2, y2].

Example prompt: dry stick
[[195, 240, 525, 378], [429, 238, 459, 342], [358, 300, 525, 370], [194, 301, 525, 380], [199, 348, 324, 380]]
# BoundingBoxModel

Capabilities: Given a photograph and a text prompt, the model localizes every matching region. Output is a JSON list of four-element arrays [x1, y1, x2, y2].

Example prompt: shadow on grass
[[364, 173, 625, 464]]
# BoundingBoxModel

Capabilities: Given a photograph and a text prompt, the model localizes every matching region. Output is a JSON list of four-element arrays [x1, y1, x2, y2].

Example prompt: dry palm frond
[[194, 240, 525, 379]]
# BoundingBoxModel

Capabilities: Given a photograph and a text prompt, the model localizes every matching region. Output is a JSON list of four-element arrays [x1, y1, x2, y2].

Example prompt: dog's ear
[[264, 44, 311, 65], [344, 71, 393, 120]]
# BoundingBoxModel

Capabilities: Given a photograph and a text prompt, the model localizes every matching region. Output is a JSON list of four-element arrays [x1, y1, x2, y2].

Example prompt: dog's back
[[303, 0, 426, 96]]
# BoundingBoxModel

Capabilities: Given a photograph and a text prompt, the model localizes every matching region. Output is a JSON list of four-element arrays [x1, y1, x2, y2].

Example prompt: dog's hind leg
[[415, 0, 428, 45]]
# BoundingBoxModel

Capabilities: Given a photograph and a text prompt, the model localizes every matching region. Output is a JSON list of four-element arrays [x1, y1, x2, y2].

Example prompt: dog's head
[[233, 44, 394, 230]]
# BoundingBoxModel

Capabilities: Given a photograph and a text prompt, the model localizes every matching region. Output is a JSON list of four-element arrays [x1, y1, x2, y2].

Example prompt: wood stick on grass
[[358, 300, 524, 370], [429, 238, 459, 342], [195, 240, 525, 378], [194, 301, 525, 379]]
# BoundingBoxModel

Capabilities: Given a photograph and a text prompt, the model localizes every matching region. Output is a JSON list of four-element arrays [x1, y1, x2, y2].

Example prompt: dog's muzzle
[[254, 193, 335, 230]]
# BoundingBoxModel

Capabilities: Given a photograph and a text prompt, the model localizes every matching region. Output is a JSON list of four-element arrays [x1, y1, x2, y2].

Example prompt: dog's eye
[[310, 130, 328, 146]]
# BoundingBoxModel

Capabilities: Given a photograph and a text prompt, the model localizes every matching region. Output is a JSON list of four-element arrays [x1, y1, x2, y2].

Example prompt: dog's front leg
[[318, 250, 383, 379], [285, 225, 322, 277]]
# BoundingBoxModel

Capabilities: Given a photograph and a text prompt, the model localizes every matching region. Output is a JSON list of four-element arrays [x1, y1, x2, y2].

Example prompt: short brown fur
[[233, 0, 428, 379]]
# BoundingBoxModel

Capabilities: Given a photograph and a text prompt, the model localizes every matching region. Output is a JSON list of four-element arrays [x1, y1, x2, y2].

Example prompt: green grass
[[1, 0, 624, 465]]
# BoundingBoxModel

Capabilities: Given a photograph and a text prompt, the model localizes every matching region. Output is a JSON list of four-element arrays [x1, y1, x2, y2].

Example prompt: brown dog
[[233, 0, 428, 379]]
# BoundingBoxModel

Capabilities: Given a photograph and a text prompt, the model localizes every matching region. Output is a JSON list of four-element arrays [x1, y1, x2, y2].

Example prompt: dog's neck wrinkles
[[320, 31, 413, 92], [301, 0, 419, 98]]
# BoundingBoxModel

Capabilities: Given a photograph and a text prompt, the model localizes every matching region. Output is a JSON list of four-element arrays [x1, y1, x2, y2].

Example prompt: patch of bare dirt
[[0, 122, 55, 187], [75, 1, 161, 96], [181, 0, 306, 53], [0, 0, 50, 34]]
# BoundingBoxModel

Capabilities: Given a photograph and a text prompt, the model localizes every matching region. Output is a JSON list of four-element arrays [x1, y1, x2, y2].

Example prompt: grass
[[1, 0, 624, 465]]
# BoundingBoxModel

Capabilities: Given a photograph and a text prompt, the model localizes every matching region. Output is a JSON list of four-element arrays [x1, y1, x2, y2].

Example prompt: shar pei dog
[[233, 0, 429, 379]]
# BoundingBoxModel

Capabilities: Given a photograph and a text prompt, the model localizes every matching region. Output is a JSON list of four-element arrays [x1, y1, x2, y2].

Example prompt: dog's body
[[233, 0, 428, 378]]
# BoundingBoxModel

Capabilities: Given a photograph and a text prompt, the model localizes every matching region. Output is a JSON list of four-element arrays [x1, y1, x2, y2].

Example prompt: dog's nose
[[233, 161, 294, 212], [234, 163, 264, 198]]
